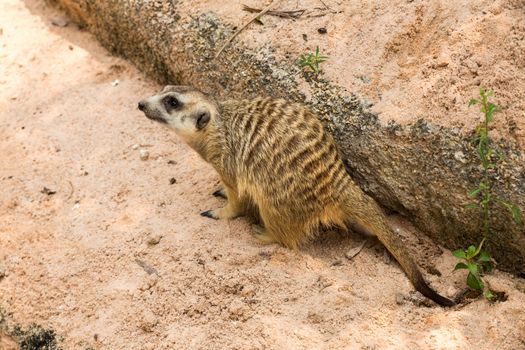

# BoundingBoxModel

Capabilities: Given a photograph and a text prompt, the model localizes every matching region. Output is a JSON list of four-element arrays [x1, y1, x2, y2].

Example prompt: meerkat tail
[[345, 198, 456, 307]]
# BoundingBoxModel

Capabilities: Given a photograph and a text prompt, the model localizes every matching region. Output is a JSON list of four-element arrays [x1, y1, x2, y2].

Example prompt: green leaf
[[477, 146, 484, 159], [467, 262, 479, 275], [497, 198, 510, 207], [482, 260, 494, 273], [473, 238, 486, 257], [454, 262, 468, 271], [478, 251, 491, 262], [467, 272, 484, 290], [466, 245, 477, 259], [474, 125, 482, 134], [484, 289, 494, 300], [464, 203, 479, 210], [468, 98, 479, 107], [468, 188, 481, 198], [299, 55, 307, 66], [452, 249, 467, 259]]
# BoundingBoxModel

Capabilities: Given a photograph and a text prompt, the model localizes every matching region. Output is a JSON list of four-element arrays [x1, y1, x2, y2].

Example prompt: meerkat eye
[[164, 96, 180, 109]]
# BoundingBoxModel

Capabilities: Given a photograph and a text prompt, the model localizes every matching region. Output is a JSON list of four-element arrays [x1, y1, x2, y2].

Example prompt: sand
[[182, 0, 525, 145], [1, 0, 524, 349]]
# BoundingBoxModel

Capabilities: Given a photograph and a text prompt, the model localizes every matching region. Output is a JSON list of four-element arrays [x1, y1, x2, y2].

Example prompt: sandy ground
[[1, 0, 525, 349], [183, 0, 525, 146]]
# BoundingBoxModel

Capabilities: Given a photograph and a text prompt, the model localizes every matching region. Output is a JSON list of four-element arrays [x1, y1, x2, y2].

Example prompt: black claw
[[200, 210, 217, 219], [212, 189, 227, 199]]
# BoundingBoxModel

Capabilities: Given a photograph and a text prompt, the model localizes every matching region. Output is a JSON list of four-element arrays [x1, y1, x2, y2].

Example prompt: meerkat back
[[218, 98, 350, 244], [138, 86, 455, 307]]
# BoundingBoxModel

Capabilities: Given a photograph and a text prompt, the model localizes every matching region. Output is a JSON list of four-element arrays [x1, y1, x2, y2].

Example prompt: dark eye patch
[[163, 95, 181, 111]]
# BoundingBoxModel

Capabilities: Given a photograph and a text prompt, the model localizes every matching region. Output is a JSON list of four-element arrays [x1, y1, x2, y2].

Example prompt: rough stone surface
[[50, 0, 525, 275]]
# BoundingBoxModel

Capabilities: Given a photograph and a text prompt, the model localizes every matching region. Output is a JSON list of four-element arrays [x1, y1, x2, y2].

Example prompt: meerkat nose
[[138, 101, 146, 111]]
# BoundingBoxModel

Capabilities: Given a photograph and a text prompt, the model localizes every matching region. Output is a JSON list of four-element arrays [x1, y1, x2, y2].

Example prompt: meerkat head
[[138, 85, 218, 140]]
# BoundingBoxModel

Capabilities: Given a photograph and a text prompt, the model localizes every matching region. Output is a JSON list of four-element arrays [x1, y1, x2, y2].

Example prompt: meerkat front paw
[[200, 206, 240, 220], [200, 210, 219, 220], [212, 188, 227, 199]]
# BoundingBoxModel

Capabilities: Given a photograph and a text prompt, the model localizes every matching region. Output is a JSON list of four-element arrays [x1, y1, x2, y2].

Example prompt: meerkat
[[138, 85, 455, 307]]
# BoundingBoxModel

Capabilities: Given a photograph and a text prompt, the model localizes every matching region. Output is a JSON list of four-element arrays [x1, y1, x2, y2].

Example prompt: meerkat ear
[[196, 111, 211, 130]]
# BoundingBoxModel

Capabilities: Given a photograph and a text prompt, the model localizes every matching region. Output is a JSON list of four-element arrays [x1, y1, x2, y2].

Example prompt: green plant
[[466, 88, 523, 235], [298, 46, 328, 74], [454, 88, 523, 300], [453, 238, 494, 299]]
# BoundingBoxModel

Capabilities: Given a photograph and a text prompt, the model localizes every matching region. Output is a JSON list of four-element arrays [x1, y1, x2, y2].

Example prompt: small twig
[[345, 239, 368, 260], [215, 0, 276, 59], [242, 4, 305, 19], [66, 180, 74, 201], [318, 0, 330, 10], [311, 1, 341, 16], [135, 258, 158, 275], [305, 13, 328, 18]]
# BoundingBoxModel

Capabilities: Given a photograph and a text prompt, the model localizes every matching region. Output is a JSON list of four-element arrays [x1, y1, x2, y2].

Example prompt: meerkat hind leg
[[252, 224, 278, 245]]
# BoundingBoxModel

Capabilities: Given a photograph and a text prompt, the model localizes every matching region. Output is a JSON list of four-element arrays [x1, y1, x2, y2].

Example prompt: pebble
[[139, 149, 149, 160], [240, 286, 256, 298], [454, 151, 467, 163], [139, 310, 158, 332], [139, 274, 158, 291], [41, 187, 56, 195], [147, 234, 162, 246], [395, 293, 405, 305], [466, 60, 478, 74], [228, 299, 250, 321], [447, 286, 460, 298], [51, 16, 69, 27]]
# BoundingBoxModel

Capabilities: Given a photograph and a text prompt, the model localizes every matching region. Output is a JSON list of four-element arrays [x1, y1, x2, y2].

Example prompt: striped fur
[[138, 86, 455, 307]]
